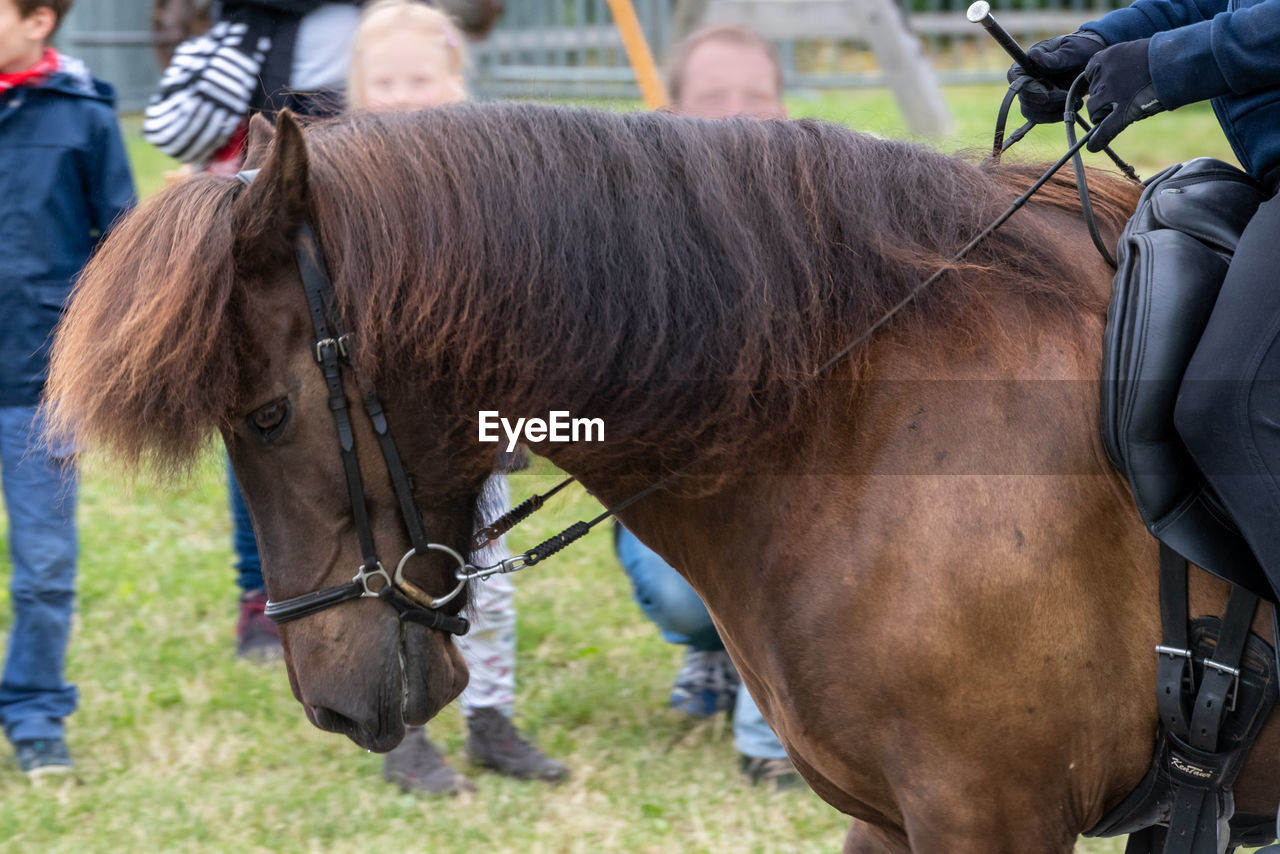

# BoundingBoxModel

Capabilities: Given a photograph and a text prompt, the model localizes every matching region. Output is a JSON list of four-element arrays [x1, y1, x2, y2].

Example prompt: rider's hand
[[1084, 38, 1165, 152], [1007, 30, 1107, 124]]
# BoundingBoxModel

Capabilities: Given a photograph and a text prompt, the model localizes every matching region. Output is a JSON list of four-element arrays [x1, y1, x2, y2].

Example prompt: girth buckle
[[1156, 644, 1196, 693], [1202, 659, 1242, 712]]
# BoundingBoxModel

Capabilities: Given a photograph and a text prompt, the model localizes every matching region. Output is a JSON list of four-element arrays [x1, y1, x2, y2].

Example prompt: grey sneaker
[[740, 754, 804, 791], [670, 648, 740, 717], [14, 738, 73, 777], [382, 726, 475, 796], [465, 707, 569, 783]]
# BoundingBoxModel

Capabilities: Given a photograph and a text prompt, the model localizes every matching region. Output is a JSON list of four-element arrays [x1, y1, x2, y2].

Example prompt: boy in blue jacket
[[1009, 1, 1280, 620], [0, 0, 134, 775]]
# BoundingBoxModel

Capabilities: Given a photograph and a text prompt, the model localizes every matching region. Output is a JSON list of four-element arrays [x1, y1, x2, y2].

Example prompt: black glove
[[1083, 38, 1165, 152], [1007, 30, 1107, 124]]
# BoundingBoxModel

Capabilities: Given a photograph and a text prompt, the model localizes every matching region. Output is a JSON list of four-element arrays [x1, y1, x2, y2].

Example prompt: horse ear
[[234, 110, 309, 259], [243, 113, 275, 170]]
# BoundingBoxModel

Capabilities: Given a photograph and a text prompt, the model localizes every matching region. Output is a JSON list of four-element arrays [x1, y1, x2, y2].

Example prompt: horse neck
[[536, 297, 1134, 585]]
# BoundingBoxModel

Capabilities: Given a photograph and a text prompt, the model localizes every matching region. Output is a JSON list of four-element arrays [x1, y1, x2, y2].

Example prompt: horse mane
[[46, 102, 1139, 474], [47, 173, 245, 474]]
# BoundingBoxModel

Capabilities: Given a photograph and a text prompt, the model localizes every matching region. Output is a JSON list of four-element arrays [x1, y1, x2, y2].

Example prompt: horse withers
[[45, 105, 1280, 852]]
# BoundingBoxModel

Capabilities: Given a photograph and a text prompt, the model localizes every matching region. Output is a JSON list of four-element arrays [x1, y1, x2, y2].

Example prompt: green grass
[[0, 85, 1255, 853], [565, 81, 1239, 178], [787, 83, 1238, 178]]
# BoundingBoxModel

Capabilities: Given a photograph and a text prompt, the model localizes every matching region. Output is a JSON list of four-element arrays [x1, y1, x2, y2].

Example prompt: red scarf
[[204, 122, 248, 176], [0, 48, 59, 93]]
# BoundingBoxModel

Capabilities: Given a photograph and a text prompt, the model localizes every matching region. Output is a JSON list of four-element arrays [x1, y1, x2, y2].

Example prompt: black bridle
[[235, 169, 469, 636]]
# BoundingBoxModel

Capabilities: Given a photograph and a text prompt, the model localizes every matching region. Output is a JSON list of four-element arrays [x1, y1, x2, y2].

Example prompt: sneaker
[[14, 738, 73, 777], [669, 649, 740, 717], [740, 754, 804, 791], [236, 589, 283, 662], [382, 726, 475, 796], [465, 707, 570, 783]]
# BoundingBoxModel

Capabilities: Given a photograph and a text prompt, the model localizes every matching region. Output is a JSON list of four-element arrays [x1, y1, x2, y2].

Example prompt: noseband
[[234, 169, 468, 636]]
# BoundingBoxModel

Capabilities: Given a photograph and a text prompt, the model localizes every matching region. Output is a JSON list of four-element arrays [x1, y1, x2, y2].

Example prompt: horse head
[[49, 112, 494, 752], [233, 113, 502, 750]]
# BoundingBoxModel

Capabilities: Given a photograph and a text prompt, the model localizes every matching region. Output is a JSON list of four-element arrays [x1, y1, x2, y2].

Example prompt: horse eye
[[249, 399, 290, 440]]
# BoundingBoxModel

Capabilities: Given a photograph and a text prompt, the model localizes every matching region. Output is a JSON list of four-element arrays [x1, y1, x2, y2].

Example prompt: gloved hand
[[1007, 30, 1107, 124], [1083, 38, 1165, 152]]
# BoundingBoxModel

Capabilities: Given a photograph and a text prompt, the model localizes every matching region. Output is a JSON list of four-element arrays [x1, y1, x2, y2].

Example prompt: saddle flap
[[1100, 157, 1271, 596]]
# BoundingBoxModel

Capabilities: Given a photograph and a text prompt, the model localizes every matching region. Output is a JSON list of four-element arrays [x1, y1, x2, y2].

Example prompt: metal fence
[[472, 0, 1132, 97], [54, 1, 158, 112], [472, 0, 673, 99], [55, 0, 1133, 112]]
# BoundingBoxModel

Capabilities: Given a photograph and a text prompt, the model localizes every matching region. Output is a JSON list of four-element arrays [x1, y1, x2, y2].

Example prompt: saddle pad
[[1100, 158, 1272, 598]]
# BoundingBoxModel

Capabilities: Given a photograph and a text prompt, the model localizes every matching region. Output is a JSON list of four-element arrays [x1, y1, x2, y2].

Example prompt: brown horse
[[46, 104, 1280, 852]]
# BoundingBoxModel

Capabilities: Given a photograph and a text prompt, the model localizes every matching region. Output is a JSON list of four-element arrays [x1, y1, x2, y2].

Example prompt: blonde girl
[[348, 0, 468, 113]]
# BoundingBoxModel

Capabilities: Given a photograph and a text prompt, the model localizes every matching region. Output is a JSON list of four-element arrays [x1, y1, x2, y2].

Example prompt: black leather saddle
[[1100, 157, 1272, 599]]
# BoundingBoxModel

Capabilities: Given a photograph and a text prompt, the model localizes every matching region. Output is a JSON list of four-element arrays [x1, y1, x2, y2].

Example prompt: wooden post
[[848, 0, 953, 137], [606, 0, 669, 109]]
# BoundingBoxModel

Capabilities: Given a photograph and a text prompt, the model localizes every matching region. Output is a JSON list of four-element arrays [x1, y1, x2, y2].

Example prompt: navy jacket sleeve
[[1085, 0, 1280, 109], [87, 107, 136, 240], [1082, 0, 1225, 42]]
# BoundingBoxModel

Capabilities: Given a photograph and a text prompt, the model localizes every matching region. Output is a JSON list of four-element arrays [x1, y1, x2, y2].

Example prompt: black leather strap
[[1157, 542, 1194, 740], [353, 375, 432, 555], [1188, 584, 1258, 751], [1164, 736, 1234, 854], [378, 587, 469, 635], [1152, 539, 1261, 854], [265, 581, 364, 623], [296, 223, 382, 572], [1125, 825, 1166, 854], [991, 84, 1036, 159]]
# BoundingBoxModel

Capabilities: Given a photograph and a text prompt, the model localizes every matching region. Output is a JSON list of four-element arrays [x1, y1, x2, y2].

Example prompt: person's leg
[[0, 406, 78, 771], [732, 685, 787, 760], [1176, 192, 1280, 582], [1177, 190, 1280, 854], [457, 571, 517, 718], [228, 463, 263, 593], [228, 461, 280, 660], [614, 525, 739, 715], [614, 525, 722, 650], [460, 474, 568, 781], [733, 683, 802, 789], [459, 473, 521, 718]]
